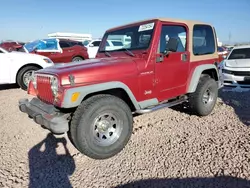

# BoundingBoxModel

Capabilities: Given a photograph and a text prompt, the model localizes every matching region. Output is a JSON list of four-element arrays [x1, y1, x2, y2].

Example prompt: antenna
[[228, 31, 231, 44]]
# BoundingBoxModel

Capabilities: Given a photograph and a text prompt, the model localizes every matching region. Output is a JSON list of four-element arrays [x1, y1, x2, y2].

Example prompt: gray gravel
[[1, 86, 250, 188]]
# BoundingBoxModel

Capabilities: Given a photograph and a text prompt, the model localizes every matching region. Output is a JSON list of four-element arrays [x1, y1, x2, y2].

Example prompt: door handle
[[68, 50, 74, 52], [156, 54, 164, 63]]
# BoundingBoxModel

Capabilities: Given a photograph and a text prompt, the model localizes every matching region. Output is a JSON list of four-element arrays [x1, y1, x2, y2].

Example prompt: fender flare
[[187, 64, 219, 93], [61, 81, 140, 109]]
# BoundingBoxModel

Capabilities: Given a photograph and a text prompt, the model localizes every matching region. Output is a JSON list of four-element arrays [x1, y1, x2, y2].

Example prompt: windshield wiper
[[123, 48, 135, 57], [100, 48, 135, 57]]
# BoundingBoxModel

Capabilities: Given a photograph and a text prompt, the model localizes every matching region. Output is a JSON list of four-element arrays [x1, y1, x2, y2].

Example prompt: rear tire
[[69, 94, 133, 159], [16, 66, 40, 90], [72, 56, 83, 62], [188, 75, 218, 116]]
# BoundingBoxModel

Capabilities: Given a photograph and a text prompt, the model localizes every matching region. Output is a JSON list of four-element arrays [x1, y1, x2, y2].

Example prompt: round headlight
[[50, 76, 58, 96]]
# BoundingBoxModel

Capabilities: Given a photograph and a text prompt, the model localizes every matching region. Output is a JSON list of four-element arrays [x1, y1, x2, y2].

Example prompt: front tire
[[188, 75, 218, 116], [16, 66, 40, 90], [69, 94, 133, 159]]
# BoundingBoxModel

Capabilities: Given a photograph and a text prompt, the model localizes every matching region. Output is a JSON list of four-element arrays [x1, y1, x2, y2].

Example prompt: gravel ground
[[1, 85, 250, 188]]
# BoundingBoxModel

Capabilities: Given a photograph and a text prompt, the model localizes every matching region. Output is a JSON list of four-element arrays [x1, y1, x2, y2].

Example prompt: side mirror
[[222, 55, 227, 59], [89, 44, 94, 47], [164, 37, 178, 56], [32, 47, 38, 53]]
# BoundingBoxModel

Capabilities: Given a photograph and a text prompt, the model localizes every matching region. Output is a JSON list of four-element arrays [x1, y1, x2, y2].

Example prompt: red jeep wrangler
[[19, 18, 221, 159]]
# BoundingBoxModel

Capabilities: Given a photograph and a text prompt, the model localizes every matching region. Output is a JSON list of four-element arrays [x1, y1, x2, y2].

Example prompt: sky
[[0, 0, 249, 44]]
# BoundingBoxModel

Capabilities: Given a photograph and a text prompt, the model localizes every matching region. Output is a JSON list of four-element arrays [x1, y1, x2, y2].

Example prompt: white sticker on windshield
[[138, 22, 154, 32]]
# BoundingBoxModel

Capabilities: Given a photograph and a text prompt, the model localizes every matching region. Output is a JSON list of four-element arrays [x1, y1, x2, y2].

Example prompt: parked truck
[[19, 18, 221, 159]]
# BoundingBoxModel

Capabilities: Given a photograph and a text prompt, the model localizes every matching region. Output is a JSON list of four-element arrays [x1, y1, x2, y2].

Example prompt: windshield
[[23, 38, 61, 52], [228, 48, 250, 60], [83, 40, 91, 46], [99, 22, 155, 52]]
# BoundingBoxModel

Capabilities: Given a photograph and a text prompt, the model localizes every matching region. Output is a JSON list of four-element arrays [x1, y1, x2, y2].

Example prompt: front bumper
[[222, 73, 250, 88], [18, 98, 70, 134]]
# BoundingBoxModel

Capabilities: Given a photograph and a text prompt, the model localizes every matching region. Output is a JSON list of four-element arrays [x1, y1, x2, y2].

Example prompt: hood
[[10, 51, 48, 59], [38, 57, 140, 85], [225, 59, 250, 68]]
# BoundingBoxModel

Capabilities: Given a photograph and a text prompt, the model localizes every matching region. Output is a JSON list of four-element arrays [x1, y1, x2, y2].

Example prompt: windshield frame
[[98, 21, 156, 53]]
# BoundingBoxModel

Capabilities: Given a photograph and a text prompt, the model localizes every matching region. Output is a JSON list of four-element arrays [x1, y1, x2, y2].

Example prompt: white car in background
[[219, 45, 250, 89], [84, 39, 124, 58], [0, 47, 54, 90]]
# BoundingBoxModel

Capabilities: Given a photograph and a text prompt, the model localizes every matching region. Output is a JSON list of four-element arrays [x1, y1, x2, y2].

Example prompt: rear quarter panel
[[72, 45, 89, 60], [186, 59, 219, 93]]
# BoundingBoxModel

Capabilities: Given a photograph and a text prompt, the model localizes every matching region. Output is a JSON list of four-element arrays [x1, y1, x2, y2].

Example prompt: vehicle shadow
[[219, 89, 250, 126], [28, 133, 75, 188], [169, 101, 196, 116], [0, 84, 19, 91], [115, 176, 250, 188], [170, 88, 250, 126]]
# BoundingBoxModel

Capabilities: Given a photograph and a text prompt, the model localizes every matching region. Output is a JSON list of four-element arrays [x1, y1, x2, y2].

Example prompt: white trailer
[[48, 32, 92, 42]]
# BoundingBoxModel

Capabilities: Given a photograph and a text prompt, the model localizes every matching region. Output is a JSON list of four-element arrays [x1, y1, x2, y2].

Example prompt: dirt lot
[[1, 86, 250, 188]]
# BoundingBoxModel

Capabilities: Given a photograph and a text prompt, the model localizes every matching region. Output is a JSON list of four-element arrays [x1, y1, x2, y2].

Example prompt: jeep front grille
[[36, 74, 54, 104]]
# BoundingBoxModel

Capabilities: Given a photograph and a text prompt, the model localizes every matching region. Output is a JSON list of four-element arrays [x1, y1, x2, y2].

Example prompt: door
[[35, 51, 56, 60], [47, 51, 62, 63], [0, 50, 11, 83], [155, 24, 190, 101], [56, 41, 75, 63], [88, 41, 101, 58]]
